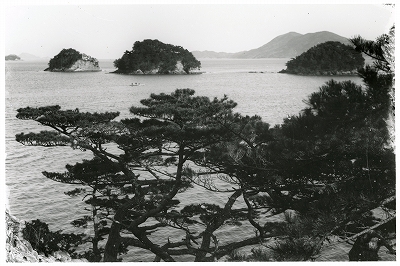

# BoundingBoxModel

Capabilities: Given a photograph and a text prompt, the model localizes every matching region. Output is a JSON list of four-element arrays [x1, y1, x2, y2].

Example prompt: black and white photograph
[[3, 1, 396, 262]]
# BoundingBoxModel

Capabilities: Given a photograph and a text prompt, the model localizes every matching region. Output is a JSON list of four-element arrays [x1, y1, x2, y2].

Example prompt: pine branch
[[243, 192, 265, 238], [342, 215, 396, 242]]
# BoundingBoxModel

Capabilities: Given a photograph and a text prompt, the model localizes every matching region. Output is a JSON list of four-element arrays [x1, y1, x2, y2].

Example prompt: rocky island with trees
[[8, 27, 395, 262], [279, 41, 365, 75], [44, 48, 101, 72], [5, 54, 21, 61], [113, 39, 201, 74]]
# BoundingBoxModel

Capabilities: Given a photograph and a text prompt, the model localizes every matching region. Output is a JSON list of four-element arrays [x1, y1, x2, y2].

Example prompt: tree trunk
[[103, 193, 141, 262], [131, 227, 176, 262], [91, 189, 102, 262], [194, 230, 212, 261], [195, 190, 243, 261], [103, 221, 122, 262]]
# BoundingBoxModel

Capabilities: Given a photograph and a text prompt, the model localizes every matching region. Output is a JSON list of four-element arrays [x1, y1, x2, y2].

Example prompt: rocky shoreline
[[112, 61, 202, 75], [5, 210, 87, 263], [278, 69, 359, 76]]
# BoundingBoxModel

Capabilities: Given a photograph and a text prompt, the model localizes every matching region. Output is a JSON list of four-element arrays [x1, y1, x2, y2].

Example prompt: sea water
[[5, 58, 363, 261]]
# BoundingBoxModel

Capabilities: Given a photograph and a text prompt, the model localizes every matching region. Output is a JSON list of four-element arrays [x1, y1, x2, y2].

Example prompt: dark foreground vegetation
[[14, 27, 395, 262], [279, 41, 365, 75]]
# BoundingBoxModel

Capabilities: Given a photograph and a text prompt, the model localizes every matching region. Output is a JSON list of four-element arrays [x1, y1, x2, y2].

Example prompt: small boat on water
[[130, 82, 144, 86]]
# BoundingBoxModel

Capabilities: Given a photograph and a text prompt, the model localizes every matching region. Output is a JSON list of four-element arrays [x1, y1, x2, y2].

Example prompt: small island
[[5, 54, 21, 61], [113, 39, 201, 74], [44, 48, 101, 72], [279, 41, 364, 75]]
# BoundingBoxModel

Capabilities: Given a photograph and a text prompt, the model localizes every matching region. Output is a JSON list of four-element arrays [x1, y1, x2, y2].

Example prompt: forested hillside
[[279, 41, 364, 75]]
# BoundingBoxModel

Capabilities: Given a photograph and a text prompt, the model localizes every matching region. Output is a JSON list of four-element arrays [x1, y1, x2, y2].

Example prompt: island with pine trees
[[44, 48, 101, 72], [5, 54, 21, 61], [113, 39, 201, 74], [279, 41, 365, 75]]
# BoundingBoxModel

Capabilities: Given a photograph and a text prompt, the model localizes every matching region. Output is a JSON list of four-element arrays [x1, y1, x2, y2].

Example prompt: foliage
[[350, 25, 394, 73], [263, 27, 395, 261], [22, 219, 84, 257], [113, 39, 201, 74], [227, 247, 272, 261], [264, 79, 394, 259], [5, 54, 21, 61], [281, 41, 364, 75], [224, 27, 395, 262], [42, 156, 131, 261], [270, 237, 321, 261], [16, 89, 277, 262], [46, 48, 99, 71]]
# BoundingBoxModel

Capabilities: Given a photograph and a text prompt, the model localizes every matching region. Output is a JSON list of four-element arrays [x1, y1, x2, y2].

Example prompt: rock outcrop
[[58, 58, 101, 72], [129, 61, 190, 75], [5, 210, 87, 262]]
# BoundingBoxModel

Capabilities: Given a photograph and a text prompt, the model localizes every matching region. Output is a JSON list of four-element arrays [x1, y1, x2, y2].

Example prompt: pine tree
[[40, 156, 130, 261], [260, 26, 396, 261], [15, 89, 285, 261]]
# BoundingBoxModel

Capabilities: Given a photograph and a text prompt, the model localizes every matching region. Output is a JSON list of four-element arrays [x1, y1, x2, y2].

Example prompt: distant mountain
[[18, 53, 49, 60], [192, 31, 352, 59], [188, 51, 236, 59]]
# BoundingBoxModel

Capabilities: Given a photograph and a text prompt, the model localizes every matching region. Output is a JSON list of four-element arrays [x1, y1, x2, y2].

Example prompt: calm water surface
[[5, 59, 363, 261]]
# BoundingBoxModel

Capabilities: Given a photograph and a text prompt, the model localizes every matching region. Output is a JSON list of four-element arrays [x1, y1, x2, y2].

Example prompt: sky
[[3, 1, 396, 60]]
